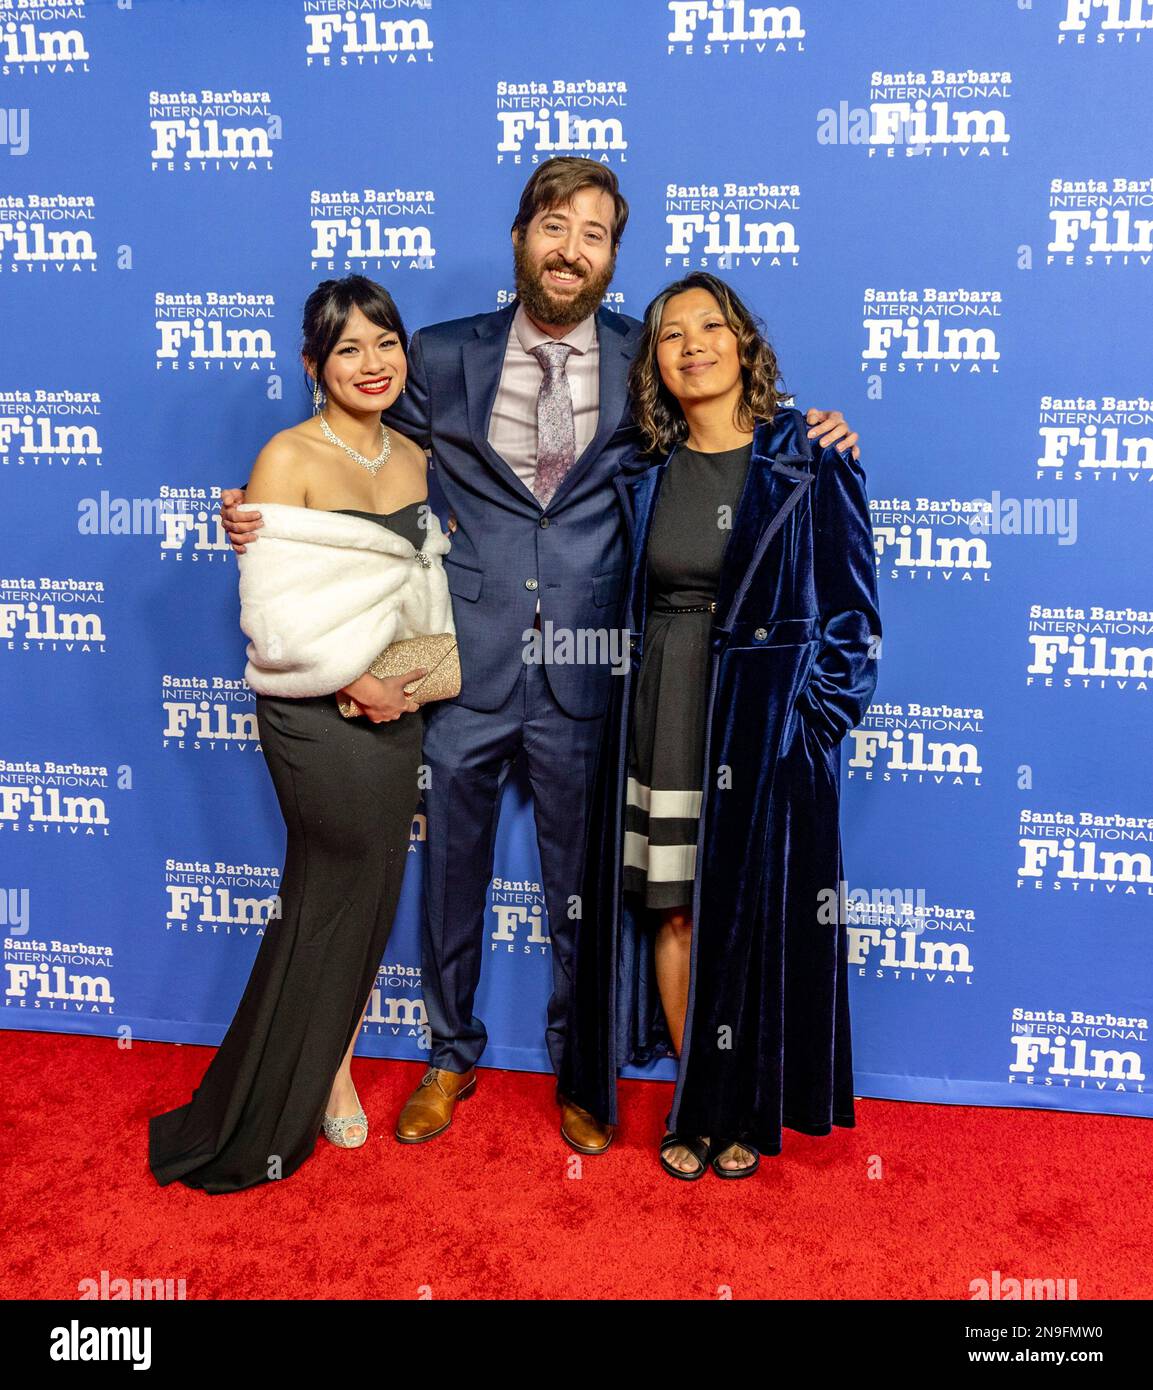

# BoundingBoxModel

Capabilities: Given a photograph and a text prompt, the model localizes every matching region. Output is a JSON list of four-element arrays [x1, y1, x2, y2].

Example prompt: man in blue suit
[[222, 159, 857, 1154]]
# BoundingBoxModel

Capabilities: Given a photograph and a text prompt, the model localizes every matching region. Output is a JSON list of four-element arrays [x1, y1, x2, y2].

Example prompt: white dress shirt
[[487, 302, 600, 495]]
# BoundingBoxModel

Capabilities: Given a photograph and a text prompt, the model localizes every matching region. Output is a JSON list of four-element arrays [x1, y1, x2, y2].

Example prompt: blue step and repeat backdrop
[[2, 0, 1151, 1119]]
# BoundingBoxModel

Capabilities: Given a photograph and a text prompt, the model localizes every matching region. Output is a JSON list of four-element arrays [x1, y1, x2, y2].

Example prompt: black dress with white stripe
[[624, 441, 754, 911]]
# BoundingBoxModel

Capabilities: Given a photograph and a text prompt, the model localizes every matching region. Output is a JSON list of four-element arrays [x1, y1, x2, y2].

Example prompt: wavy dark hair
[[300, 274, 408, 396], [629, 272, 786, 454]]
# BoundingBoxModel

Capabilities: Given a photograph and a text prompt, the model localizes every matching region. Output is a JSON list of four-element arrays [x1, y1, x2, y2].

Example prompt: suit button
[[525, 579, 538, 591], [755, 627, 768, 641], [539, 517, 551, 528]]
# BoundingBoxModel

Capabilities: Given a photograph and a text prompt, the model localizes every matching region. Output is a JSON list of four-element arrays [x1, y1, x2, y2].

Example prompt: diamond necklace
[[318, 411, 392, 475]]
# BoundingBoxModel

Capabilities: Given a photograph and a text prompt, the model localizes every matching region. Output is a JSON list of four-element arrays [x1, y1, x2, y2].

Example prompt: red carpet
[[2, 1030, 1148, 1301]]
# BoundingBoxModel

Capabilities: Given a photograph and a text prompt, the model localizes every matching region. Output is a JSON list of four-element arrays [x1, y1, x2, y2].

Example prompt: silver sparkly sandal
[[322, 1089, 369, 1149]]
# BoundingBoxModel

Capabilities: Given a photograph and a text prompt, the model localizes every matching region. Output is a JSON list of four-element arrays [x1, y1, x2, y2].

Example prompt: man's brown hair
[[510, 158, 629, 246]]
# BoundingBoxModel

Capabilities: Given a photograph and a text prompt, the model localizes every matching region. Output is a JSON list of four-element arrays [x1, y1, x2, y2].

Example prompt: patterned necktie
[[529, 341, 575, 508]]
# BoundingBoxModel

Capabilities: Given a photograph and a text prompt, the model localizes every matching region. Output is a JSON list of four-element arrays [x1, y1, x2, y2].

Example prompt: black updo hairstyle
[[300, 275, 409, 397]]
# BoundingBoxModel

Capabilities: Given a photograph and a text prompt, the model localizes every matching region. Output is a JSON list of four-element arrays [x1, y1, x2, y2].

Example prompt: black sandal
[[659, 1132, 710, 1181], [709, 1138, 761, 1179]]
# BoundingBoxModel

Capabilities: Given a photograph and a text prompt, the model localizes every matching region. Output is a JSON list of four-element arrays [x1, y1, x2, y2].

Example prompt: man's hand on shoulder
[[220, 488, 262, 555], [805, 407, 860, 462], [221, 430, 305, 554]]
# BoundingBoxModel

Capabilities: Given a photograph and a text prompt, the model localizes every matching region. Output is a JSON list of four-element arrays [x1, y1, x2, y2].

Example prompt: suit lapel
[[627, 463, 664, 570], [462, 306, 540, 508], [618, 460, 666, 629], [713, 415, 814, 629], [547, 309, 636, 510]]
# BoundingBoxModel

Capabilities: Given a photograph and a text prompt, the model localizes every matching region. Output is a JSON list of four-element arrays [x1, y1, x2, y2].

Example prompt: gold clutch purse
[[336, 633, 461, 718]]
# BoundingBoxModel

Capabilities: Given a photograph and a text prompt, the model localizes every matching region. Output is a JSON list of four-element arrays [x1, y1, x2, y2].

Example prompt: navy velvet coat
[[559, 407, 882, 1155]]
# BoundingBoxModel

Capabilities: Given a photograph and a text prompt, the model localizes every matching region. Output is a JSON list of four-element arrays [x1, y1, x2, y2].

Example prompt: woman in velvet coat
[[559, 273, 881, 1178]]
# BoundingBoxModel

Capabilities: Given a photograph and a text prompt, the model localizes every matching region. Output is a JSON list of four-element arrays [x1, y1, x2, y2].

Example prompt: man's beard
[[513, 236, 616, 327]]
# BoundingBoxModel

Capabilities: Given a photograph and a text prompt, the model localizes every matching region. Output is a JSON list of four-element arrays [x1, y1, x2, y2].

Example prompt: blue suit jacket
[[387, 302, 645, 719]]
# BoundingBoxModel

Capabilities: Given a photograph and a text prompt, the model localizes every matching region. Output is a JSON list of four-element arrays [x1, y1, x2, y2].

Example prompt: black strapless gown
[[148, 502, 427, 1193]]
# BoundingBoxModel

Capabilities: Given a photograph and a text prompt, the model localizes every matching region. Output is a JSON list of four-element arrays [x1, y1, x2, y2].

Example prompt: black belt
[[652, 600, 716, 615]]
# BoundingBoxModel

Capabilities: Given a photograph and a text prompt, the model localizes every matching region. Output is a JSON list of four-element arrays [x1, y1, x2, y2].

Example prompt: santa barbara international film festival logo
[[664, 178, 799, 270], [0, 388, 101, 468], [148, 89, 280, 172], [5, 934, 115, 1021], [1046, 176, 1153, 267], [490, 876, 551, 956], [0, 0, 91, 76], [1025, 602, 1153, 691], [302, 0, 434, 68], [162, 674, 259, 754], [1035, 392, 1153, 484], [165, 856, 280, 940], [154, 293, 277, 375], [309, 186, 435, 272], [870, 496, 993, 586], [844, 888, 976, 986], [0, 756, 116, 837], [818, 66, 1011, 158], [1057, 0, 1152, 44], [363, 961, 427, 1042], [665, 1, 806, 55], [0, 194, 97, 274], [495, 79, 628, 167], [0, 574, 106, 654], [861, 288, 1001, 378], [1009, 1005, 1147, 1097], [846, 700, 983, 787], [1017, 807, 1153, 896], [154, 483, 231, 562]]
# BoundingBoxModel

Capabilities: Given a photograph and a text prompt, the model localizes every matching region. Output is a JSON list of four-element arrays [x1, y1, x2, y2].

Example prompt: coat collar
[[712, 412, 814, 627], [551, 307, 634, 509], [462, 305, 531, 505], [462, 303, 636, 511], [621, 410, 815, 629]]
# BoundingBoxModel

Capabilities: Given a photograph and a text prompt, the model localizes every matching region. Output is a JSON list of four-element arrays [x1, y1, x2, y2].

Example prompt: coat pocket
[[592, 571, 624, 607], [444, 560, 483, 603], [713, 637, 816, 775], [793, 679, 843, 761], [725, 616, 819, 649]]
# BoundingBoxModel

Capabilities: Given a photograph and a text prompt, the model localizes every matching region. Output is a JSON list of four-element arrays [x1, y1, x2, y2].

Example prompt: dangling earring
[[312, 380, 325, 413]]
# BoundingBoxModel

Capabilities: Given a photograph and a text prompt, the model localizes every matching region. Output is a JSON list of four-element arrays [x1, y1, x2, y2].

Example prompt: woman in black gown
[[149, 277, 452, 1193]]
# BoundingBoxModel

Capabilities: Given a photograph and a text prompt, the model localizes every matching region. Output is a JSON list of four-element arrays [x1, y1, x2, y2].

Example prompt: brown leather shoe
[[395, 1066, 477, 1144], [559, 1096, 614, 1155]]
